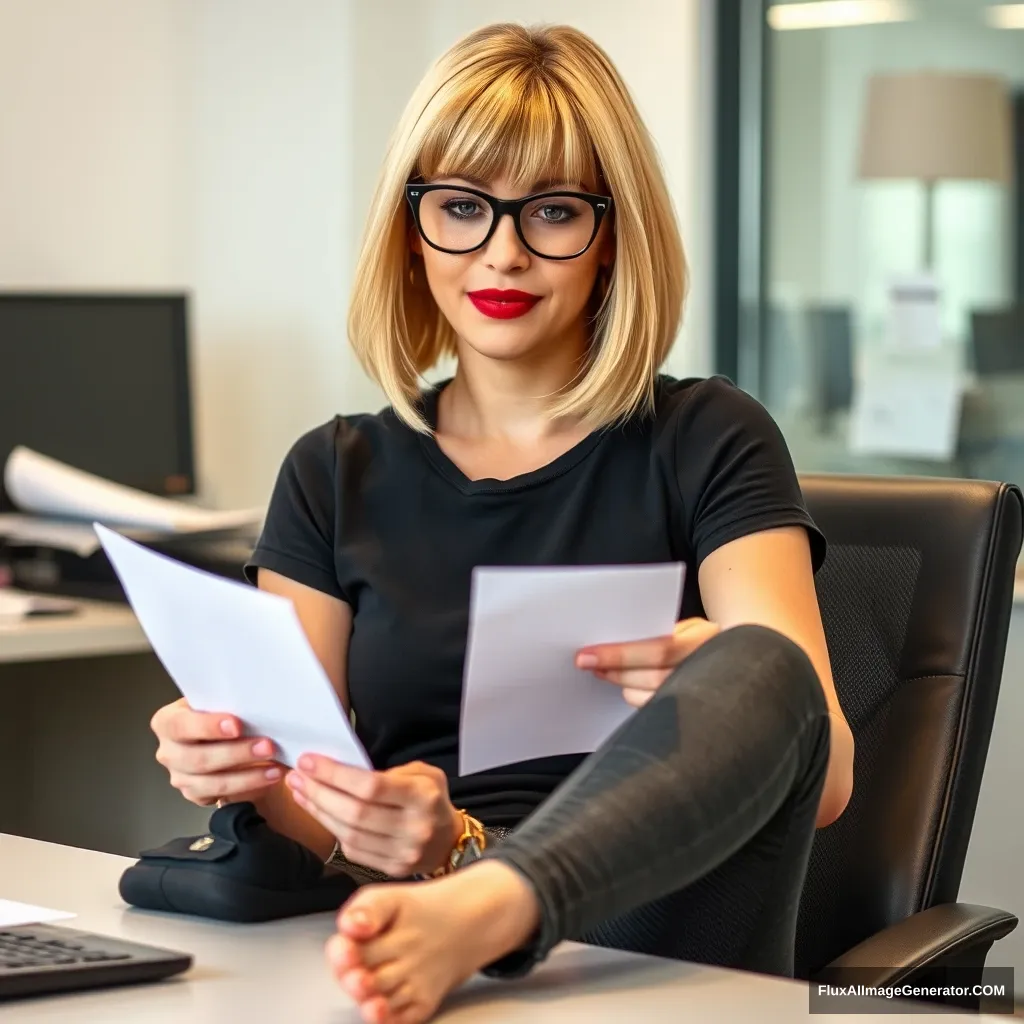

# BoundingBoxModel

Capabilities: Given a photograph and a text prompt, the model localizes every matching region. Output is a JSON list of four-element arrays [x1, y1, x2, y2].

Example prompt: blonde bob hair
[[348, 22, 687, 432]]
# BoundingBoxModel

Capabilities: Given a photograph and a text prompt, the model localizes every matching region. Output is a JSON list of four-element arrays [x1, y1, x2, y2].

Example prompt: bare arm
[[253, 567, 354, 859], [698, 526, 854, 828]]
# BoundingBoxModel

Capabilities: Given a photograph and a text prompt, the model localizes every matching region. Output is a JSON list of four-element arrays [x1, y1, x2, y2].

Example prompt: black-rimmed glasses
[[405, 183, 612, 260]]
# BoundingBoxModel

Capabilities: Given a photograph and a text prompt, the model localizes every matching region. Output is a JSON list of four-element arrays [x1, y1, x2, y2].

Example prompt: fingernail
[[252, 739, 273, 757], [287, 773, 304, 791], [265, 767, 282, 781], [220, 719, 238, 737], [298, 755, 315, 772], [576, 653, 598, 668]]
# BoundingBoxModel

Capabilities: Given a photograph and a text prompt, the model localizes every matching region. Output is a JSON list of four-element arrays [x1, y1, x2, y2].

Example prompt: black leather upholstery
[[794, 475, 1023, 991]]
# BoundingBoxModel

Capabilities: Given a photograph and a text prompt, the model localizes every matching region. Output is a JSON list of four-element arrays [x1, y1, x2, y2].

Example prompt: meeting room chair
[[794, 474, 1024, 1011]]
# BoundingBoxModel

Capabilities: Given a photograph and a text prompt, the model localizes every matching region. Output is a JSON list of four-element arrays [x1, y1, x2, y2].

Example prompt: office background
[[4, 0, 1024, 999], [0, 0, 712, 512]]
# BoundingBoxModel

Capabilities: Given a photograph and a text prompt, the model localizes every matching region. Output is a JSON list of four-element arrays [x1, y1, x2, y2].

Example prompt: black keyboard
[[0, 923, 192, 1000]]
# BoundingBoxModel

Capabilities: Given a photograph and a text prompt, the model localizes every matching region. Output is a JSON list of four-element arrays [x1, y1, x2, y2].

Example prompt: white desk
[[1, 834, 1005, 1022], [0, 597, 148, 664]]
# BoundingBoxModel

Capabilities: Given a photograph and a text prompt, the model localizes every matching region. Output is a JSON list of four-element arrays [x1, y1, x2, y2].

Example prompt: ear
[[408, 223, 423, 257]]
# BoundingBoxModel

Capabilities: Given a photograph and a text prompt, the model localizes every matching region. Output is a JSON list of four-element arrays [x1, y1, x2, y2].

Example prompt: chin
[[457, 323, 547, 362]]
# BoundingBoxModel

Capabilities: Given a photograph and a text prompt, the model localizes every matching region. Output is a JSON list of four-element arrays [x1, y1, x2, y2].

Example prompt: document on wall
[[4, 447, 264, 535], [459, 563, 685, 776], [95, 525, 370, 770], [848, 349, 964, 462]]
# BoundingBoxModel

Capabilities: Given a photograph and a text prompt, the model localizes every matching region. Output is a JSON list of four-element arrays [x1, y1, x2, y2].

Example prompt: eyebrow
[[438, 174, 587, 194]]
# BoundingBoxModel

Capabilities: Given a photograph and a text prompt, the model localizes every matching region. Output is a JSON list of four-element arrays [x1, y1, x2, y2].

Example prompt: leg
[[327, 625, 830, 1023]]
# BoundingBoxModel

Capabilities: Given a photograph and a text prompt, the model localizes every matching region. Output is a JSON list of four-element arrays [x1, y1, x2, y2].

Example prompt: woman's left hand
[[285, 757, 462, 878], [575, 617, 722, 707]]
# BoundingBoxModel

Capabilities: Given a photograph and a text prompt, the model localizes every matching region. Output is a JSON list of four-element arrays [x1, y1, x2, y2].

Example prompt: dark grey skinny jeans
[[482, 624, 831, 979]]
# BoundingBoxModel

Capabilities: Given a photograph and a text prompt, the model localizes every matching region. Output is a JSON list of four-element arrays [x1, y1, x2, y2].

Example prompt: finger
[[293, 799, 417, 876], [595, 667, 671, 691], [161, 705, 244, 743], [296, 756, 395, 804], [287, 774, 404, 838], [169, 737, 276, 774], [621, 687, 655, 709], [171, 765, 282, 804], [576, 633, 681, 671]]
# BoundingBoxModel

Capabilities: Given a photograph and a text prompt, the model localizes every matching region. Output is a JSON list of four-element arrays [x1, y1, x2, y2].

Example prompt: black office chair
[[794, 475, 1023, 1010]]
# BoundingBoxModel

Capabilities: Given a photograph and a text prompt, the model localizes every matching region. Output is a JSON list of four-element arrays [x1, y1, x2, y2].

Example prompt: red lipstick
[[467, 289, 541, 320]]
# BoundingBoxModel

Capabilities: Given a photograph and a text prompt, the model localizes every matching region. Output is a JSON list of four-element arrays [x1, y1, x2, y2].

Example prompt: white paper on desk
[[0, 589, 78, 621], [4, 447, 264, 534], [94, 524, 370, 770], [0, 899, 75, 928], [848, 353, 963, 461], [459, 563, 685, 776]]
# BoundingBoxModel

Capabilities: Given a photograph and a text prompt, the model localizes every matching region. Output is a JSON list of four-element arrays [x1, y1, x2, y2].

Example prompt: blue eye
[[535, 204, 579, 224], [441, 199, 483, 220]]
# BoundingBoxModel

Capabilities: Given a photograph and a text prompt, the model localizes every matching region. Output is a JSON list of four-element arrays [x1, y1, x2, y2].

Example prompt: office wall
[[0, 0, 190, 287], [0, 0, 709, 510]]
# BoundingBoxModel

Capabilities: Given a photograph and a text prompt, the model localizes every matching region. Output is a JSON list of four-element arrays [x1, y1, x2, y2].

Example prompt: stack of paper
[[1, 447, 264, 557]]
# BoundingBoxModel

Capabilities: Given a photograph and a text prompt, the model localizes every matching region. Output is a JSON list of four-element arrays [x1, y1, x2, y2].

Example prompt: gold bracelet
[[431, 809, 487, 877]]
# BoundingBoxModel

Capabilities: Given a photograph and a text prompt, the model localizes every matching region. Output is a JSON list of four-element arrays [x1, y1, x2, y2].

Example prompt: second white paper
[[459, 563, 685, 776], [95, 525, 369, 770]]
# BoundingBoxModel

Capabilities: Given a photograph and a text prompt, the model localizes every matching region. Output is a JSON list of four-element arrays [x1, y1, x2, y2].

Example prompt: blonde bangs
[[417, 71, 598, 193]]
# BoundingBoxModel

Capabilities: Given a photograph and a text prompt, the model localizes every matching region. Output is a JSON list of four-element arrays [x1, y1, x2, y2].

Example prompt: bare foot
[[324, 860, 541, 1024]]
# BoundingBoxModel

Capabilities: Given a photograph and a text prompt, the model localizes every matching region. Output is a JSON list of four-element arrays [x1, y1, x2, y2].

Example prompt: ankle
[[458, 859, 542, 954]]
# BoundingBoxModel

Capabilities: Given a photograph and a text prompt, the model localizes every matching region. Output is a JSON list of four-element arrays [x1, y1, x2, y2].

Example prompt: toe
[[339, 886, 401, 940], [341, 966, 379, 1001], [359, 994, 391, 1024], [326, 933, 362, 977]]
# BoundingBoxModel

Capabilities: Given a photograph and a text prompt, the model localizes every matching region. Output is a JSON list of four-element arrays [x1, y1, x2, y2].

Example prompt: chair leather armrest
[[814, 903, 1018, 988]]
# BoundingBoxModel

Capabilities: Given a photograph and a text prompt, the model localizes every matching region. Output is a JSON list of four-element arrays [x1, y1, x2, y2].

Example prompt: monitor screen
[[0, 293, 194, 510]]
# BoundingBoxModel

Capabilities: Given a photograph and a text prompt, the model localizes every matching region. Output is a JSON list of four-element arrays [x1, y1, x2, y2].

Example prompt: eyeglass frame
[[404, 182, 613, 261]]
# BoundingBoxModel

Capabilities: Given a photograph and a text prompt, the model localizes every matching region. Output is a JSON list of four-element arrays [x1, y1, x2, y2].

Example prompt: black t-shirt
[[244, 374, 826, 827]]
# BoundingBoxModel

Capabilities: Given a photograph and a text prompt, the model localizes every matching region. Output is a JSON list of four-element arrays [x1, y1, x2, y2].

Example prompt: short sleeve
[[243, 419, 347, 601], [672, 376, 827, 572]]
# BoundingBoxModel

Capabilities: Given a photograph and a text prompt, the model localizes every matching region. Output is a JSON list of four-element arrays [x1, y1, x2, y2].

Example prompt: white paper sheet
[[0, 899, 75, 928], [0, 589, 78, 621], [95, 525, 370, 770], [459, 563, 685, 776], [886, 272, 942, 350], [4, 447, 264, 534]]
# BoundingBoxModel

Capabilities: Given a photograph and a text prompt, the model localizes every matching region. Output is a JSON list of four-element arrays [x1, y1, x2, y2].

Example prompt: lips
[[467, 289, 541, 320]]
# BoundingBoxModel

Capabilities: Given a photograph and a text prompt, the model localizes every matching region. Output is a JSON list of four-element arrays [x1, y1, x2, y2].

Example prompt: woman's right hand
[[150, 698, 283, 806]]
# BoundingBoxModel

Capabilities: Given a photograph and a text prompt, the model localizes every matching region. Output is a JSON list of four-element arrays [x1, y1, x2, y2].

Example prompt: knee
[[707, 623, 827, 718]]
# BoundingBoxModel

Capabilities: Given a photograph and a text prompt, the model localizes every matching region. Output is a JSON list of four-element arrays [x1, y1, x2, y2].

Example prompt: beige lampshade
[[857, 72, 1013, 183]]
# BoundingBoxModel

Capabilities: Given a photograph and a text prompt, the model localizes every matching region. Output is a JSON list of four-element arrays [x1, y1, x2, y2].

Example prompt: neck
[[442, 326, 589, 443]]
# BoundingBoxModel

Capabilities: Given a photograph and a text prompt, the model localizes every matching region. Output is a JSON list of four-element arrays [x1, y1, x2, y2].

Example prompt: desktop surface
[[0, 834, 1009, 1022]]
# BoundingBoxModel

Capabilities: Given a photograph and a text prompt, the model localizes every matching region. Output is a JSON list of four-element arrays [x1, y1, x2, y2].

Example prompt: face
[[410, 174, 614, 365]]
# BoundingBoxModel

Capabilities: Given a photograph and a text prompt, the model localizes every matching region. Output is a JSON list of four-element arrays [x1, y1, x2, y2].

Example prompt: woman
[[150, 22, 854, 1024]]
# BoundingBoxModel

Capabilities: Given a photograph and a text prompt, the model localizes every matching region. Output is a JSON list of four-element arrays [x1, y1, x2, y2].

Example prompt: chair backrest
[[794, 475, 1023, 978]]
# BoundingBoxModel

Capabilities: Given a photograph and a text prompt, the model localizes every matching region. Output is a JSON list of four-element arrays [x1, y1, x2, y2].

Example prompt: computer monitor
[[0, 293, 195, 511]]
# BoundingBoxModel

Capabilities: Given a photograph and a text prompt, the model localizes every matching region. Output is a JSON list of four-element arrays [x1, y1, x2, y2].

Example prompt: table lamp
[[856, 71, 1013, 269]]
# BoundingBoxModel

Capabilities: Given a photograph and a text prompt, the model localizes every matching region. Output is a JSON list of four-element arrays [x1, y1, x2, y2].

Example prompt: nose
[[482, 211, 530, 273]]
